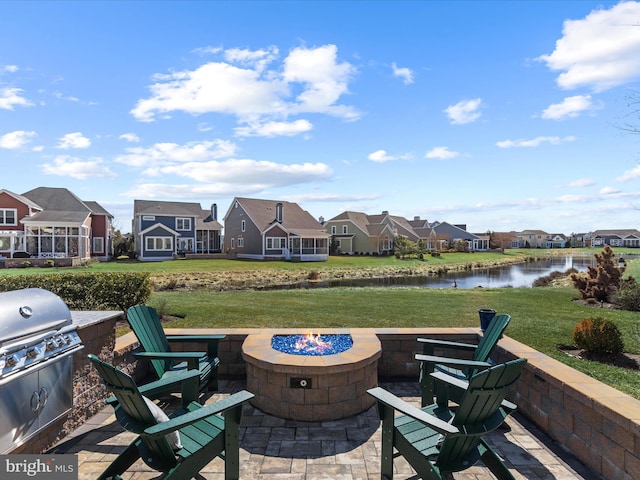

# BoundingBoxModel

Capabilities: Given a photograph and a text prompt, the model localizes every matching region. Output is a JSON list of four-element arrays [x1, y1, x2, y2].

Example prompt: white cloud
[[53, 91, 79, 102], [124, 158, 333, 199], [368, 149, 412, 163], [151, 158, 333, 186], [617, 165, 640, 181], [392, 63, 414, 85], [0, 87, 32, 110], [537, 1, 640, 92], [56, 132, 91, 149], [496, 135, 576, 148], [541, 95, 595, 120], [600, 186, 621, 195], [425, 146, 459, 160], [40, 156, 116, 179], [2, 65, 18, 73], [119, 133, 140, 143], [444, 98, 482, 125], [234, 119, 313, 137], [115, 139, 237, 167], [131, 44, 359, 131], [567, 178, 595, 188], [0, 130, 36, 149]]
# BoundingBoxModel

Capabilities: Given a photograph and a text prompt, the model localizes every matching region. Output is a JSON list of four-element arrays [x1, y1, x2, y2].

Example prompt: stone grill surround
[[242, 329, 381, 422]]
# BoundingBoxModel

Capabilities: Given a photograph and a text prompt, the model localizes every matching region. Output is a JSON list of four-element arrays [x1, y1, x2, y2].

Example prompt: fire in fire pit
[[272, 333, 353, 356]]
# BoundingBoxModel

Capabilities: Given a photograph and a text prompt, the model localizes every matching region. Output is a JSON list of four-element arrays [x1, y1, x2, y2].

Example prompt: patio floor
[[51, 378, 598, 480]]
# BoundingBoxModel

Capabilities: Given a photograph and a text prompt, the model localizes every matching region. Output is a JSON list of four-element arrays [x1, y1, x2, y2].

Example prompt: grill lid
[[0, 288, 72, 346]]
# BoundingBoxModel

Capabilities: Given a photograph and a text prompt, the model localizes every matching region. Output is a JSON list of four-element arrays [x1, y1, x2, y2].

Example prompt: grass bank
[[148, 285, 640, 400]]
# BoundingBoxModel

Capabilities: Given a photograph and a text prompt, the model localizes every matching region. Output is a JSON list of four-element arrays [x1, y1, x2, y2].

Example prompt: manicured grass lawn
[[148, 284, 640, 400]]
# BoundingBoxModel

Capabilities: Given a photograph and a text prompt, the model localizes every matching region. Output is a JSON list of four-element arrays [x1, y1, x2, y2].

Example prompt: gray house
[[222, 197, 329, 261]]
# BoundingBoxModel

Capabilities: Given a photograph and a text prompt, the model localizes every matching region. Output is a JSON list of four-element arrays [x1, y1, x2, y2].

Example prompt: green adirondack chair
[[416, 313, 511, 406], [368, 357, 527, 480], [89, 354, 253, 480], [127, 305, 225, 395]]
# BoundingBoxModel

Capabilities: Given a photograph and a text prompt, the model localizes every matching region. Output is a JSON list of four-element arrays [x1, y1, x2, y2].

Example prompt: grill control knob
[[46, 340, 59, 351], [26, 349, 37, 359], [5, 355, 17, 367]]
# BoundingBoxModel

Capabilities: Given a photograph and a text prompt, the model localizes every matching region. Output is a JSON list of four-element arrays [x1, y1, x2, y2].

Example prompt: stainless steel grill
[[0, 288, 83, 453]]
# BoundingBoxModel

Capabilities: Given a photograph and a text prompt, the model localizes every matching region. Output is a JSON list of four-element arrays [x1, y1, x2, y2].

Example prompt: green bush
[[0, 272, 151, 311], [573, 317, 624, 355], [613, 278, 640, 312]]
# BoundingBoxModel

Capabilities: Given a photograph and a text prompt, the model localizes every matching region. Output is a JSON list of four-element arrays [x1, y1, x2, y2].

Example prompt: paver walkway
[[51, 379, 598, 479]]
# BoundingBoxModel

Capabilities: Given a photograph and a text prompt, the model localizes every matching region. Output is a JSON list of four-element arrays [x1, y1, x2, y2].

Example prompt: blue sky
[[1, 1, 640, 235]]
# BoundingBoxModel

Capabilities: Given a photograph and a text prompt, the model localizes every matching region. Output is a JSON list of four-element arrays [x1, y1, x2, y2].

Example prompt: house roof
[[134, 199, 204, 217], [20, 187, 112, 225], [226, 197, 328, 236], [326, 210, 424, 240], [0, 189, 43, 211], [592, 229, 640, 238]]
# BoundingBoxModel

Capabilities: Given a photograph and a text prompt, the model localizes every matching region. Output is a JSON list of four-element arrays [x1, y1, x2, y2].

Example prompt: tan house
[[222, 197, 329, 261], [324, 211, 440, 255]]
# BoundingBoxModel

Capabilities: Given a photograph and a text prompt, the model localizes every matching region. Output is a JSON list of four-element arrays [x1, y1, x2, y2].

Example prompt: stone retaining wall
[[110, 327, 639, 479]]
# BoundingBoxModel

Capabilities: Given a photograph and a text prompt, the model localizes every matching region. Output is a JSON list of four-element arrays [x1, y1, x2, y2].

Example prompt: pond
[[277, 255, 601, 290]]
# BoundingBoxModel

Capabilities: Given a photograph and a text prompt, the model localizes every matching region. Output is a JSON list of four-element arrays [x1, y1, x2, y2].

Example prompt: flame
[[294, 333, 332, 353]]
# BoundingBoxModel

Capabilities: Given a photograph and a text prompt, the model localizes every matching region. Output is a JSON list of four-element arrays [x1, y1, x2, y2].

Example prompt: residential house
[[133, 200, 223, 261], [430, 222, 489, 251], [323, 211, 399, 255], [546, 233, 568, 249], [591, 229, 640, 248], [0, 187, 113, 260], [222, 197, 329, 261], [511, 230, 551, 249]]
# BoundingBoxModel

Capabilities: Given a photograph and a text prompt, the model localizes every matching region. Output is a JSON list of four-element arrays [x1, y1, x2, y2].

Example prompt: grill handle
[[30, 391, 40, 413]]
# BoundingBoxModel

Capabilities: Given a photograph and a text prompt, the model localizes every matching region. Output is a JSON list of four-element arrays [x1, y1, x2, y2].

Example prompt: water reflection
[[283, 255, 601, 290]]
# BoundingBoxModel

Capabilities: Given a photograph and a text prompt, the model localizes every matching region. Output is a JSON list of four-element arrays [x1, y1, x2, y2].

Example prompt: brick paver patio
[[51, 378, 598, 480]]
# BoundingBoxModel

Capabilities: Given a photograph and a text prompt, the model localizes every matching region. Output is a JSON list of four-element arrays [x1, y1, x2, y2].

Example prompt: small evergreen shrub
[[613, 279, 640, 312], [573, 317, 624, 355], [43, 260, 55, 268]]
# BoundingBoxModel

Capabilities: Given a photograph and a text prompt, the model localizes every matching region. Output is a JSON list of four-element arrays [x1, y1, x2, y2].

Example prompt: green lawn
[[4, 248, 639, 399], [147, 283, 640, 400]]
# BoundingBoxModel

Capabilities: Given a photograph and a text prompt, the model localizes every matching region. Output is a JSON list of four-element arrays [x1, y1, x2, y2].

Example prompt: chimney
[[319, 216, 325, 224], [275, 202, 283, 223], [211, 203, 217, 221], [414, 216, 421, 221]]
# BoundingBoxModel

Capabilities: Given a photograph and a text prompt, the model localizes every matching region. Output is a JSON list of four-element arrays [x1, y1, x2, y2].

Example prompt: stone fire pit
[[242, 330, 381, 422]]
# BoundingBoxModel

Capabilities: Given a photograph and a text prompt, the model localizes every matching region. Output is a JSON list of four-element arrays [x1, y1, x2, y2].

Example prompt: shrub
[[573, 317, 624, 355], [0, 271, 151, 311], [20, 260, 32, 268], [613, 278, 640, 312], [43, 260, 55, 268]]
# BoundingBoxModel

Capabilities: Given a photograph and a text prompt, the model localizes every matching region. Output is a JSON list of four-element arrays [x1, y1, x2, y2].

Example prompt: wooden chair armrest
[[417, 337, 477, 350], [145, 390, 254, 438], [166, 334, 226, 342], [367, 387, 458, 436], [415, 354, 492, 370], [106, 370, 201, 405], [134, 351, 206, 370], [166, 335, 224, 357]]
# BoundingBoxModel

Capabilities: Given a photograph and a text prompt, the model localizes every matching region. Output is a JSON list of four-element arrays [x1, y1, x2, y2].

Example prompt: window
[[241, 220, 246, 232], [266, 237, 286, 249], [142, 215, 155, 221], [176, 218, 192, 231], [0, 209, 17, 226], [238, 237, 244, 247], [93, 237, 104, 254], [331, 226, 336, 235], [231, 238, 235, 249], [342, 225, 348, 234], [146, 237, 173, 251]]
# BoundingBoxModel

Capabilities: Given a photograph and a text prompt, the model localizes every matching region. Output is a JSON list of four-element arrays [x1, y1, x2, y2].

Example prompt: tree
[[570, 246, 622, 302]]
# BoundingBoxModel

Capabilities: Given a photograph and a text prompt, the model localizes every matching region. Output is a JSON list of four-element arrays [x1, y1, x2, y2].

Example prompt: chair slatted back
[[472, 314, 510, 363], [88, 354, 177, 467], [127, 305, 173, 379], [436, 358, 526, 471]]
